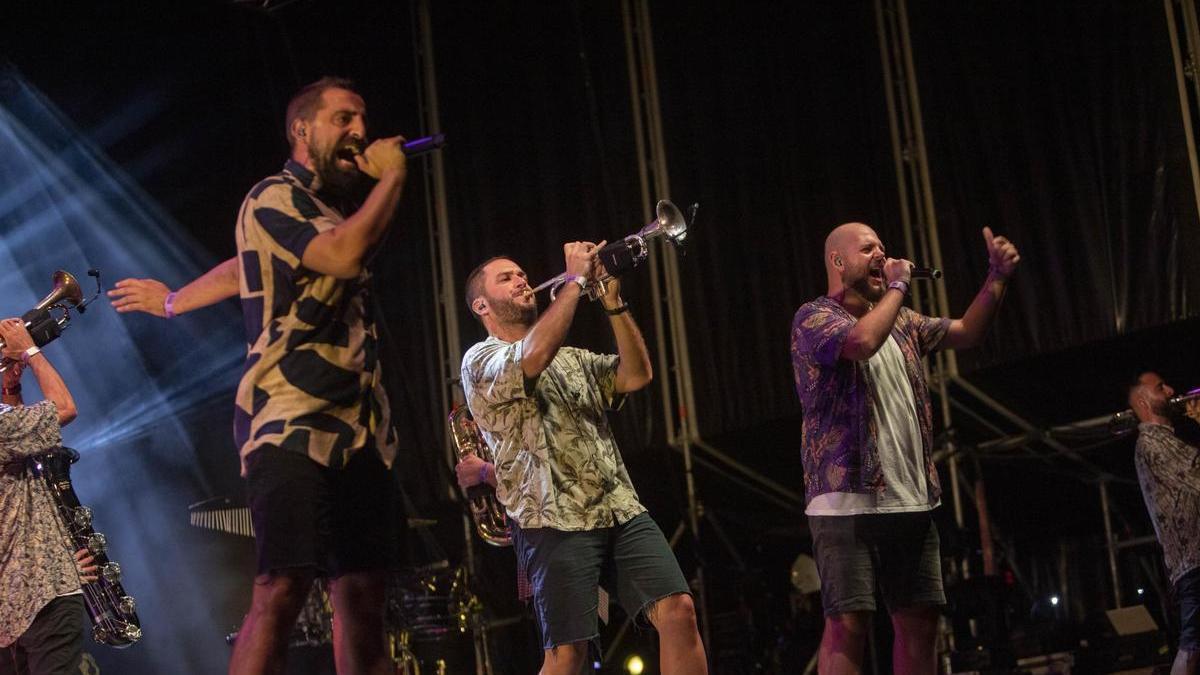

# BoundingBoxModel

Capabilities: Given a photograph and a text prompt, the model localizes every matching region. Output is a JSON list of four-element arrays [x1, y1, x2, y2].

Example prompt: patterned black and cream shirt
[[234, 160, 397, 471], [1135, 422, 1200, 585], [0, 401, 79, 647], [462, 336, 645, 531]]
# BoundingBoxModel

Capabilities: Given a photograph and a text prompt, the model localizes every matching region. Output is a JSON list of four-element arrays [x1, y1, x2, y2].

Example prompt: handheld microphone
[[340, 134, 447, 160], [401, 133, 446, 156], [911, 267, 943, 280]]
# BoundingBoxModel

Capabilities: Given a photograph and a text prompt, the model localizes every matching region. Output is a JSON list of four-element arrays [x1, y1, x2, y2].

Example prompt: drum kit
[[283, 562, 476, 674], [219, 563, 475, 674], [194, 499, 480, 674]]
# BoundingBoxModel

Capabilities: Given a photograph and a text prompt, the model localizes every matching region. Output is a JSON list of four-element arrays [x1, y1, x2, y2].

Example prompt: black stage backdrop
[[2, 1, 1199, 672]]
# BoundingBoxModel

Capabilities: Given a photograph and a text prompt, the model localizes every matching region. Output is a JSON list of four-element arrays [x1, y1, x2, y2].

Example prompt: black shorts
[[512, 512, 691, 651], [809, 510, 945, 616], [245, 445, 397, 578]]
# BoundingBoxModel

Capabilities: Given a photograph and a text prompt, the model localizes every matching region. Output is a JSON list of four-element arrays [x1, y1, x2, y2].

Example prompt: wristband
[[2, 384, 20, 396], [479, 462, 490, 485], [20, 346, 40, 365], [604, 304, 630, 316], [164, 291, 178, 319], [887, 280, 910, 296], [561, 274, 587, 292]]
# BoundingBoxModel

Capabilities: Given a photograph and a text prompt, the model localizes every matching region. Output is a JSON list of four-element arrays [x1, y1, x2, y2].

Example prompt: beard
[[850, 274, 885, 303], [1150, 397, 1175, 419], [310, 141, 362, 195], [487, 292, 537, 326]]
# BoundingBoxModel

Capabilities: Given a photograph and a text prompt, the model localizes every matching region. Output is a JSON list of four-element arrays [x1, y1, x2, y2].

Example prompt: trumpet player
[[108, 76, 409, 675], [1128, 372, 1200, 675], [457, 244, 708, 675], [0, 317, 94, 675]]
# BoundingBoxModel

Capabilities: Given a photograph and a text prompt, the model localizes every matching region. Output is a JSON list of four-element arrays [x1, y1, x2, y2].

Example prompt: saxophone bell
[[448, 406, 511, 547]]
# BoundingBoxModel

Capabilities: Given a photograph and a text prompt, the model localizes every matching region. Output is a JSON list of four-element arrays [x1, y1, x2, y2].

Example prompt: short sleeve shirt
[[0, 401, 78, 647], [233, 160, 397, 471], [1135, 422, 1200, 585], [790, 296, 949, 505], [461, 336, 645, 531]]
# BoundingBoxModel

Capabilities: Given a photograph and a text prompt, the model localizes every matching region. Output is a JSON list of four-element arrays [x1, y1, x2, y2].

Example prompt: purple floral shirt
[[790, 296, 949, 506]]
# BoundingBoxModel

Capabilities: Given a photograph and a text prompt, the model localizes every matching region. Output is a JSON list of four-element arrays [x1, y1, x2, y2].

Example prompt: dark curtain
[[646, 1, 904, 435], [908, 0, 1200, 373]]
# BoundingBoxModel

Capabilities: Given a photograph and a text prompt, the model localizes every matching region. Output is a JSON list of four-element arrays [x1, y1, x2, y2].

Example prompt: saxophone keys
[[101, 562, 122, 583], [72, 506, 93, 528], [86, 532, 107, 555]]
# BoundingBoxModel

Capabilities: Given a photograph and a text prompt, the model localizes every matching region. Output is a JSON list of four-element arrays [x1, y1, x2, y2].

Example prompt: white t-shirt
[[805, 335, 938, 516]]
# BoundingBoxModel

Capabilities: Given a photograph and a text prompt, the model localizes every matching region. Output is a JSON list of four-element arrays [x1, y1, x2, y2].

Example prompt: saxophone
[[448, 406, 510, 546], [30, 447, 142, 647]]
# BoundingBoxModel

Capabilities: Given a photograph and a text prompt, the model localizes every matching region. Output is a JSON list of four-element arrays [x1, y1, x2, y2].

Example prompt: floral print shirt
[[1135, 422, 1200, 585], [790, 296, 949, 506], [462, 336, 645, 531], [0, 401, 79, 647]]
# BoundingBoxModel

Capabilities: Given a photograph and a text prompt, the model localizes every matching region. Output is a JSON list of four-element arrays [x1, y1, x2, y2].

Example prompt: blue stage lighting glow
[[0, 63, 248, 673]]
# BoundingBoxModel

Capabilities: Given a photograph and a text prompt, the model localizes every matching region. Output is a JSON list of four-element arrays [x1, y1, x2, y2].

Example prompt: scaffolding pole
[[412, 2, 490, 673]]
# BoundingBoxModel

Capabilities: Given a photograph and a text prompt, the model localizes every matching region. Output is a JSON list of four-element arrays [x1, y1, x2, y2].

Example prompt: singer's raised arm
[[941, 227, 1020, 350]]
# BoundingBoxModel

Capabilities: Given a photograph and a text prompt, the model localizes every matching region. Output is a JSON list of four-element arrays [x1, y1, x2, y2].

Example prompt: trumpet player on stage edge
[[0, 317, 97, 675], [457, 243, 708, 675], [790, 222, 1019, 674], [1128, 372, 1200, 675]]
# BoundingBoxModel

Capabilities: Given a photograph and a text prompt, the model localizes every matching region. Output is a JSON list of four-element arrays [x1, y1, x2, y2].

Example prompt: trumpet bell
[[532, 198, 694, 302], [643, 199, 687, 245], [37, 271, 84, 313], [599, 199, 689, 279], [0, 270, 87, 369]]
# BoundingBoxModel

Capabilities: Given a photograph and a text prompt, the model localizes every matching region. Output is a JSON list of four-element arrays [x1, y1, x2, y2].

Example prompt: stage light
[[1137, 588, 1145, 596], [625, 654, 645, 674], [0, 63, 243, 674], [1050, 595, 1060, 606]]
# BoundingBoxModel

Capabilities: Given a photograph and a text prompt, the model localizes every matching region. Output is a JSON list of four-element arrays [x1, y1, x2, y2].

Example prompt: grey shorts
[[512, 512, 691, 651], [808, 510, 945, 616]]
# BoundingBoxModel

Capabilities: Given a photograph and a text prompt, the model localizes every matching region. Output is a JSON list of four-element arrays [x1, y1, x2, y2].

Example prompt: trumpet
[[531, 199, 692, 301], [0, 269, 100, 371], [1110, 388, 1200, 431]]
